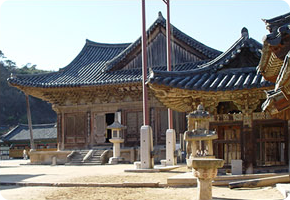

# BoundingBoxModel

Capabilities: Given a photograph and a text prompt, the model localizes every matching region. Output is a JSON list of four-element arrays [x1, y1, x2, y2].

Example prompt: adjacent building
[[148, 28, 288, 168], [2, 124, 57, 158], [258, 12, 290, 119]]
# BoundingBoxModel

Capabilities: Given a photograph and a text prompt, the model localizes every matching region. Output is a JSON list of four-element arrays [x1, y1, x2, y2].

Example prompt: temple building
[[258, 12, 290, 120], [1, 124, 57, 158], [7, 12, 221, 152], [148, 27, 288, 169]]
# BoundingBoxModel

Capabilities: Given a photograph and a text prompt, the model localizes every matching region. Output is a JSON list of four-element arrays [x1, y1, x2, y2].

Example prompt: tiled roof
[[262, 12, 290, 36], [104, 12, 221, 71], [8, 51, 208, 88], [258, 12, 290, 82], [2, 124, 57, 142], [148, 67, 271, 91], [8, 40, 130, 88], [148, 28, 273, 91], [7, 12, 221, 89]]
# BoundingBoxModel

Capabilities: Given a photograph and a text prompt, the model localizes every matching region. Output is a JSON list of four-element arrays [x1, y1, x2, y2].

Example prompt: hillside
[[0, 60, 56, 133]]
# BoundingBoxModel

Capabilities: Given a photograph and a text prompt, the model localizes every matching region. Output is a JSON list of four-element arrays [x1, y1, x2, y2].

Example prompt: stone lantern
[[184, 104, 224, 200], [184, 104, 217, 162], [107, 120, 126, 164]]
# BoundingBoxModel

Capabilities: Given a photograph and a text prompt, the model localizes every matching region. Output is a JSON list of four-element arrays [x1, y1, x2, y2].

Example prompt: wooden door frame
[[252, 119, 288, 166], [209, 121, 244, 164]]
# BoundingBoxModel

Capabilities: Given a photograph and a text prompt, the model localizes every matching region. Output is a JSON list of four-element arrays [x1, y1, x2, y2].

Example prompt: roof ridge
[[262, 12, 290, 25], [85, 39, 131, 48], [197, 27, 261, 70], [18, 123, 56, 127], [149, 65, 257, 79]]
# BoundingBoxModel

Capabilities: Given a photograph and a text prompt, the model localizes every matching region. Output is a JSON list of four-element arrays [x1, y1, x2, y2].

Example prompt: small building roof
[[2, 124, 57, 142], [148, 28, 272, 91]]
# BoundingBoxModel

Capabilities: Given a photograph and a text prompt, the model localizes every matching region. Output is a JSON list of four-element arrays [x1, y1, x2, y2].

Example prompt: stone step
[[66, 149, 108, 165]]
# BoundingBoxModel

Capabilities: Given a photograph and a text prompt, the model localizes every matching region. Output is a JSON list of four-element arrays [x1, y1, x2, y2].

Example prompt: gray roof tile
[[7, 12, 219, 89], [148, 28, 273, 91], [2, 124, 57, 141]]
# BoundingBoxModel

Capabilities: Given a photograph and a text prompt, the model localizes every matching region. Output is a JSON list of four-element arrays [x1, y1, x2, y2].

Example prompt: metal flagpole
[[162, 0, 177, 166], [163, 0, 173, 129], [141, 0, 149, 126]]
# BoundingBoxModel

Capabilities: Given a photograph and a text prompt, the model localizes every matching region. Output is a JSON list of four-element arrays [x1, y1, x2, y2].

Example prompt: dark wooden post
[[61, 112, 65, 150], [141, 0, 149, 126], [162, 0, 173, 129], [25, 94, 35, 150]]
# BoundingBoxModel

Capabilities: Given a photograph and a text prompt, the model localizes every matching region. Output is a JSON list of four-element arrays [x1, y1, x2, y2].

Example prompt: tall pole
[[163, 0, 176, 166], [25, 94, 35, 150], [141, 0, 149, 126], [165, 0, 173, 129]]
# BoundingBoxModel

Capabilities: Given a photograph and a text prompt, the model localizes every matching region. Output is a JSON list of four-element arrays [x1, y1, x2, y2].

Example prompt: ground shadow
[[213, 197, 282, 200], [0, 166, 20, 168], [0, 174, 44, 183]]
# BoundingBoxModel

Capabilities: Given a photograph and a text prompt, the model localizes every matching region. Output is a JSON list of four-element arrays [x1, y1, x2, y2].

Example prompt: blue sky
[[0, 0, 289, 71]]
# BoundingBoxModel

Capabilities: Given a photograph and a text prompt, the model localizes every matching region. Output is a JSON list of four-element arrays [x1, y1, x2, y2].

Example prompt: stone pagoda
[[184, 104, 217, 164], [184, 104, 224, 200]]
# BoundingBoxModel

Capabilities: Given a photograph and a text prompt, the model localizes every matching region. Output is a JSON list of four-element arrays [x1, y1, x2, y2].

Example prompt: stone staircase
[[66, 149, 108, 165]]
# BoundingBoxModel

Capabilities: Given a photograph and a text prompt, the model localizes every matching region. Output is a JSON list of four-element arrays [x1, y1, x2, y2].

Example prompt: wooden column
[[242, 111, 255, 173], [87, 112, 91, 148], [25, 94, 35, 150], [90, 111, 94, 148], [57, 113, 61, 151], [61, 112, 65, 150], [288, 120, 290, 174]]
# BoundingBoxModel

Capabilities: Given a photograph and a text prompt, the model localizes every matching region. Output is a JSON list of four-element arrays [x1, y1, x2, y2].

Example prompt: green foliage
[[0, 50, 56, 126]]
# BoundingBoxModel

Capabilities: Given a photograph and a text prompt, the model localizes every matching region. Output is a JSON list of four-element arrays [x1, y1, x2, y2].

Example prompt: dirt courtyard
[[0, 160, 284, 200]]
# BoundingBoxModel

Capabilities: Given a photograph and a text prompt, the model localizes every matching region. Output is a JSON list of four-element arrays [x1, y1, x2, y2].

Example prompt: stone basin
[[109, 138, 124, 143], [189, 158, 224, 169], [188, 158, 224, 200]]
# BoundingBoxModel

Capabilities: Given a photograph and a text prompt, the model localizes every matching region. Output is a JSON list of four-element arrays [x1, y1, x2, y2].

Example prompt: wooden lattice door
[[255, 122, 287, 166], [212, 125, 242, 166]]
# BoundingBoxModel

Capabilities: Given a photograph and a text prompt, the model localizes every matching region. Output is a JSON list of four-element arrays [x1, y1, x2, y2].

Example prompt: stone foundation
[[29, 150, 71, 165]]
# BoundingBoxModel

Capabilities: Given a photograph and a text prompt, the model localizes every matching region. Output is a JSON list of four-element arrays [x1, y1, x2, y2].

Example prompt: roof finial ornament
[[241, 27, 249, 38], [158, 11, 163, 19]]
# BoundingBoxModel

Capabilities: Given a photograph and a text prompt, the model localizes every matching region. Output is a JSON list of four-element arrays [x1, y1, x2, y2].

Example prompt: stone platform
[[167, 172, 288, 187]]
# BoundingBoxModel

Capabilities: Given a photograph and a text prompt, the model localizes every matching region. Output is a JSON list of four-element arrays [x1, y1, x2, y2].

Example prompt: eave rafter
[[10, 83, 143, 106], [148, 83, 270, 113]]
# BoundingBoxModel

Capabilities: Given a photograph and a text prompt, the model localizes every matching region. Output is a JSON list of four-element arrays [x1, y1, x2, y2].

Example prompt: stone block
[[140, 125, 154, 169], [166, 129, 177, 165], [231, 159, 243, 175]]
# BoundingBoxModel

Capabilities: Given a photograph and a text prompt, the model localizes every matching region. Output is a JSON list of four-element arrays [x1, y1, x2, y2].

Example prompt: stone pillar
[[195, 173, 214, 200], [140, 125, 154, 169], [190, 159, 224, 200], [190, 141, 198, 158], [166, 129, 177, 165], [113, 142, 121, 158], [206, 140, 213, 156]]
